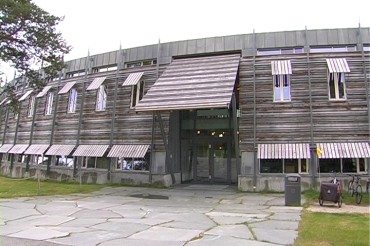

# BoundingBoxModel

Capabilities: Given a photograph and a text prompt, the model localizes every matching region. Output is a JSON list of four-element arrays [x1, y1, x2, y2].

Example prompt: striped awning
[[122, 72, 144, 86], [24, 144, 50, 155], [326, 58, 350, 73], [72, 145, 109, 157], [135, 54, 240, 112], [108, 145, 150, 158], [58, 81, 77, 94], [36, 86, 52, 98], [86, 77, 106, 91], [8, 144, 29, 154], [316, 142, 370, 158], [0, 97, 8, 106], [271, 60, 292, 75], [45, 145, 75, 156], [0, 144, 14, 153], [18, 90, 33, 101], [258, 143, 311, 159]]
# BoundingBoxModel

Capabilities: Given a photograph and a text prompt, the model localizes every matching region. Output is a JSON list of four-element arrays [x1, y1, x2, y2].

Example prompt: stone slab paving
[[0, 185, 304, 245]]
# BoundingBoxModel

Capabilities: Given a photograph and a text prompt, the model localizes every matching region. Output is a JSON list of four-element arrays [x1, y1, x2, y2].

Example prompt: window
[[310, 46, 357, 53], [363, 45, 370, 51], [130, 80, 145, 108], [328, 72, 346, 100], [260, 159, 308, 173], [257, 47, 304, 56], [45, 92, 54, 115], [125, 59, 157, 68], [55, 156, 74, 167], [96, 85, 107, 111], [68, 88, 78, 113], [318, 158, 367, 173], [114, 157, 149, 171], [80, 156, 109, 169], [273, 75, 291, 102], [28, 96, 35, 117]]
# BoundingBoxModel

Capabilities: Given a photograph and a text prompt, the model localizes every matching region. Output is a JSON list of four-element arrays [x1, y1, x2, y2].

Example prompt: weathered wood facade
[[0, 27, 369, 190]]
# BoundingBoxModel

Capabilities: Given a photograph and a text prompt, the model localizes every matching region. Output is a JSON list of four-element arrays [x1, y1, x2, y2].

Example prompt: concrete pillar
[[241, 151, 254, 175], [151, 151, 166, 174]]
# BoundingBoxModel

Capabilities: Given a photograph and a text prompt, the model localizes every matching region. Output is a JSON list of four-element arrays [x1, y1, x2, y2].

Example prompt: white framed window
[[257, 47, 304, 56], [273, 74, 291, 102], [28, 96, 35, 117], [328, 72, 346, 100], [113, 157, 149, 171], [260, 159, 308, 173], [81, 157, 96, 168], [310, 46, 357, 53], [130, 80, 145, 108], [96, 85, 107, 111], [68, 88, 78, 113], [45, 92, 54, 115]]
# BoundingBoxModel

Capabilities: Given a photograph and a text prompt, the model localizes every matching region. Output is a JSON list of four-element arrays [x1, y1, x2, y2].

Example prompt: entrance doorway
[[179, 109, 238, 184], [195, 141, 230, 183]]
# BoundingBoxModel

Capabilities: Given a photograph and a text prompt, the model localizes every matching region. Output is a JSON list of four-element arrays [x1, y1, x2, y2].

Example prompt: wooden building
[[0, 27, 369, 191]]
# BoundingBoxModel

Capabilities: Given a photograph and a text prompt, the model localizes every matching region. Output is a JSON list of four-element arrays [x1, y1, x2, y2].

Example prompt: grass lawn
[[295, 189, 370, 246], [295, 212, 369, 246], [0, 176, 107, 198]]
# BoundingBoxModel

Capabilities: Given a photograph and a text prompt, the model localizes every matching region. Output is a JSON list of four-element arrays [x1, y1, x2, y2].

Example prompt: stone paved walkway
[[0, 185, 304, 245]]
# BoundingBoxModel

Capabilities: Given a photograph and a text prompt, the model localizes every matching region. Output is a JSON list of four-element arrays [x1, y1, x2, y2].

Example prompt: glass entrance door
[[195, 141, 229, 183]]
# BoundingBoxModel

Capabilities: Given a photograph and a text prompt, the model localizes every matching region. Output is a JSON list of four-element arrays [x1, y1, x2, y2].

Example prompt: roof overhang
[[135, 54, 240, 112]]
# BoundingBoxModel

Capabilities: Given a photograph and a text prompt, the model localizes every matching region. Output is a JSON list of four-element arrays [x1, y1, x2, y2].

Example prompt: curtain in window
[[96, 85, 107, 111]]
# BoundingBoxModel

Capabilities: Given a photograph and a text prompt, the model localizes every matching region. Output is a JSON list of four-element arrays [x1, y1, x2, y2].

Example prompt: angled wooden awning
[[18, 90, 33, 101], [24, 144, 49, 155], [135, 54, 240, 112], [326, 58, 350, 73], [0, 144, 14, 153], [45, 145, 75, 156], [122, 72, 144, 86], [316, 142, 370, 158], [86, 77, 106, 91], [36, 86, 52, 98], [107, 145, 150, 158], [8, 144, 29, 154], [58, 82, 77, 94], [258, 143, 311, 159], [271, 60, 292, 75], [72, 145, 109, 157]]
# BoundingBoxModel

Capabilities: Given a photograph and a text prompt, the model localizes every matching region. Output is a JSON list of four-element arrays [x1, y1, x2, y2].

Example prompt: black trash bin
[[285, 174, 301, 206]]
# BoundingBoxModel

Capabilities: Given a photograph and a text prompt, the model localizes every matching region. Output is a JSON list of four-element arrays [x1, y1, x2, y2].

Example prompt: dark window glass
[[342, 158, 356, 173], [318, 159, 341, 173], [260, 159, 283, 173]]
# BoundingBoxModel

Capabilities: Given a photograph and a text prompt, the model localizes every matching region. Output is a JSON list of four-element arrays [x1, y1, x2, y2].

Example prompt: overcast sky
[[1, 0, 370, 82]]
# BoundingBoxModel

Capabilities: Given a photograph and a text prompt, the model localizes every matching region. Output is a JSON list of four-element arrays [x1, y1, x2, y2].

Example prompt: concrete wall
[[0, 162, 178, 187], [238, 174, 368, 192]]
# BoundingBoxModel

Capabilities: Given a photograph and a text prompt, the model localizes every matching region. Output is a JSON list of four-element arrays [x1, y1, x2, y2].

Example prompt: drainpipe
[[47, 70, 63, 174], [0, 108, 10, 167], [2, 108, 9, 145], [358, 26, 370, 175], [26, 97, 38, 172], [75, 51, 90, 176], [108, 47, 124, 182], [252, 30, 257, 189], [305, 26, 316, 188]]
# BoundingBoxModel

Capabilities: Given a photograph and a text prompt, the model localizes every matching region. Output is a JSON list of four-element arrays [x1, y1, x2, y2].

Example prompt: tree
[[0, 0, 71, 112]]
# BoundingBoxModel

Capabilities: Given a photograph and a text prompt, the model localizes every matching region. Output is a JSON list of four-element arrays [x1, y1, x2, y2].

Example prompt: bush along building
[[0, 27, 369, 191]]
